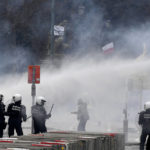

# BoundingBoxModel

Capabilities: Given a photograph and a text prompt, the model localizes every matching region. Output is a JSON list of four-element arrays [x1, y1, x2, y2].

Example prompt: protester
[[72, 99, 89, 131]]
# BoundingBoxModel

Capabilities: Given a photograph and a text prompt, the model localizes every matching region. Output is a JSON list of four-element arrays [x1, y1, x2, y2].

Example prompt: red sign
[[28, 65, 40, 84]]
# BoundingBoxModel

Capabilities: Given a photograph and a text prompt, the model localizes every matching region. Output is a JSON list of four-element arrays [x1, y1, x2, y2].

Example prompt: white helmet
[[13, 94, 22, 102], [36, 96, 46, 105], [144, 102, 150, 110]]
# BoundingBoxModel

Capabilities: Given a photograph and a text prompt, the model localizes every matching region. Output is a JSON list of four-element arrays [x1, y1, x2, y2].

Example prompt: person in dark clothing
[[0, 94, 6, 138], [72, 99, 89, 131], [31, 96, 51, 134], [139, 101, 150, 150], [7, 94, 27, 137]]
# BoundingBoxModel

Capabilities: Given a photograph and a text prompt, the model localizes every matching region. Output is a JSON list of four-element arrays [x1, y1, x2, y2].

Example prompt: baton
[[26, 115, 32, 120], [49, 104, 54, 114]]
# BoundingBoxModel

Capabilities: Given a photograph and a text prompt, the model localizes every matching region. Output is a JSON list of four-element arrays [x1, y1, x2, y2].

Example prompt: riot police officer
[[0, 94, 6, 137], [139, 102, 150, 150], [7, 94, 27, 137], [31, 96, 51, 134]]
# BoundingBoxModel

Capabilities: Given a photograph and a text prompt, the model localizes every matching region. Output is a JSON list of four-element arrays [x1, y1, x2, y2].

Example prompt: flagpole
[[49, 0, 55, 59]]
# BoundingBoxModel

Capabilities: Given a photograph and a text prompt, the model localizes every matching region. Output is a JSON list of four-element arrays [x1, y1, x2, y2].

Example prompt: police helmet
[[144, 101, 150, 110], [13, 94, 22, 102], [36, 96, 46, 105]]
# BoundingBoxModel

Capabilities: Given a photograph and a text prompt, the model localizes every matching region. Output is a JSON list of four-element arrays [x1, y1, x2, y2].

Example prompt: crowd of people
[[2, 90, 150, 150], [0, 93, 90, 138], [0, 93, 27, 137], [0, 94, 53, 138]]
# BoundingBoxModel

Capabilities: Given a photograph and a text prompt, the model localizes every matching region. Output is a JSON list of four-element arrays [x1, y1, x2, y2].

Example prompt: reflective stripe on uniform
[[12, 106, 21, 111]]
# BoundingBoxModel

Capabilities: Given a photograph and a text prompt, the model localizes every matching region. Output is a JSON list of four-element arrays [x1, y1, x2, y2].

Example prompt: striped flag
[[102, 42, 114, 54]]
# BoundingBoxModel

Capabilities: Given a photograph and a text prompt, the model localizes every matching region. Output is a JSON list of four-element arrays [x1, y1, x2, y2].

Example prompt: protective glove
[[23, 115, 27, 121]]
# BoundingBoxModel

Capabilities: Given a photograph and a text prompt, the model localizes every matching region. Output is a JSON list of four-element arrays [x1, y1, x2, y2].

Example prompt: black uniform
[[7, 102, 27, 137], [139, 109, 150, 150], [32, 104, 50, 134], [0, 101, 6, 137]]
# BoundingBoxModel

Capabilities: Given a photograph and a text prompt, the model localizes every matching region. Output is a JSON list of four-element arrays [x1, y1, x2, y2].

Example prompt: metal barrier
[[0, 131, 125, 150]]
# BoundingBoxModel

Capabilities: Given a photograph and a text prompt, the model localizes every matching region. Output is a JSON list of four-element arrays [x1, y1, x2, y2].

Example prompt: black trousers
[[8, 119, 23, 137], [140, 130, 150, 150], [0, 123, 4, 138], [146, 135, 150, 150]]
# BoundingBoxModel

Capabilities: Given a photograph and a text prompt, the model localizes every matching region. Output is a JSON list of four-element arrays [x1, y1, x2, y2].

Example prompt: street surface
[[125, 145, 139, 150]]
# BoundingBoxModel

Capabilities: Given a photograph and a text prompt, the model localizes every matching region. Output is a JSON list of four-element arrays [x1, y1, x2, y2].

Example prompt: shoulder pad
[[139, 111, 145, 114]]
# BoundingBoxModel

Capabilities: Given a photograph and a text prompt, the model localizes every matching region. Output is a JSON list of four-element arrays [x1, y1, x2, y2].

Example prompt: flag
[[54, 25, 64, 36], [102, 42, 114, 54]]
